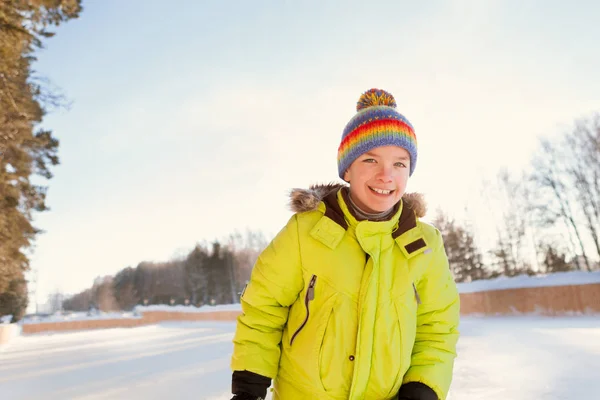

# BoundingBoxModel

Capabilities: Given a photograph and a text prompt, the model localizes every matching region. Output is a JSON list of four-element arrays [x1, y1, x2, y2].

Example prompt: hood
[[288, 183, 427, 218]]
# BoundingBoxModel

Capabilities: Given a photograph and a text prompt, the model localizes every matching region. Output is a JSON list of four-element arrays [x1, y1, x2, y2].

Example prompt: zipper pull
[[307, 275, 317, 301], [413, 282, 422, 305]]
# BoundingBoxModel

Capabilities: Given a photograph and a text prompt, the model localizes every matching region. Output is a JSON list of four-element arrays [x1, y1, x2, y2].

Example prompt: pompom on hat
[[337, 88, 417, 178]]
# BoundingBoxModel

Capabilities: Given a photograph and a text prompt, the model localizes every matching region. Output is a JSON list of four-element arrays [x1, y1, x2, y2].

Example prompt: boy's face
[[343, 145, 410, 213]]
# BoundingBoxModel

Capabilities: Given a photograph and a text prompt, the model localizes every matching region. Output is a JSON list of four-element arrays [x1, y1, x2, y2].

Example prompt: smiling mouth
[[369, 186, 394, 195]]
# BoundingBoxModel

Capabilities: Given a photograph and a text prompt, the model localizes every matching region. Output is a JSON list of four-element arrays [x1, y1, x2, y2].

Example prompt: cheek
[[394, 174, 409, 189], [350, 168, 368, 183]]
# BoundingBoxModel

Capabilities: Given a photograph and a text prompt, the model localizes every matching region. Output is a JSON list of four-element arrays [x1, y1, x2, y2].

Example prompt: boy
[[230, 89, 460, 400]]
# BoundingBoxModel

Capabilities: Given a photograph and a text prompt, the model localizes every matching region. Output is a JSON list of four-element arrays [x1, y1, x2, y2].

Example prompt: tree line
[[434, 114, 600, 282], [61, 231, 267, 312]]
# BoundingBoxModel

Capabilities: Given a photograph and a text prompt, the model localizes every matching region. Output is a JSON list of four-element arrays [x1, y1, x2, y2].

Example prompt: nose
[[375, 165, 393, 183]]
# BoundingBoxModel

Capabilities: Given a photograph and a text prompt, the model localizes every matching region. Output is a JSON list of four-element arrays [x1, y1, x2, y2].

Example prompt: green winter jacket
[[231, 184, 460, 399]]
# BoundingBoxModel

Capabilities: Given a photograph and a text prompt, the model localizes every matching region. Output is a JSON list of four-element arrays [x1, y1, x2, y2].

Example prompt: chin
[[368, 201, 395, 213]]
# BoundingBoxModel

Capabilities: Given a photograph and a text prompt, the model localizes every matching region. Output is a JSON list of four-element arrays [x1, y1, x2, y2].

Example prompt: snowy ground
[[1, 316, 599, 400]]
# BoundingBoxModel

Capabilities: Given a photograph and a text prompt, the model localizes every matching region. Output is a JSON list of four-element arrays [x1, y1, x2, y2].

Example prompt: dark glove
[[397, 382, 438, 400], [230, 393, 263, 400], [231, 370, 271, 399]]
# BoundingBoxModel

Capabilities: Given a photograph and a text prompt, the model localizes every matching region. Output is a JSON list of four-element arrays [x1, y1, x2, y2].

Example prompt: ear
[[343, 169, 350, 182]]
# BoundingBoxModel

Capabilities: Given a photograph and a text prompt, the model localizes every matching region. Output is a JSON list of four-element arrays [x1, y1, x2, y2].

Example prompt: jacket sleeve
[[401, 229, 460, 400], [231, 214, 304, 380]]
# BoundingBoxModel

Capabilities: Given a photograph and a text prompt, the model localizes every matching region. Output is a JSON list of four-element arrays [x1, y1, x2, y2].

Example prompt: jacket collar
[[289, 183, 429, 257]]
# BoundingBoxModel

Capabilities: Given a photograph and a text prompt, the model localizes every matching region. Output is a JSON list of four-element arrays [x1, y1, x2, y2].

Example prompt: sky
[[25, 0, 600, 306]]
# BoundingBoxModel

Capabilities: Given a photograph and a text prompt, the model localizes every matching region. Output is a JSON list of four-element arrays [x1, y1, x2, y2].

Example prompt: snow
[[457, 270, 600, 293], [1, 316, 600, 399], [133, 304, 244, 313], [1, 315, 12, 324], [450, 316, 600, 399], [18, 305, 243, 325], [3, 272, 597, 398], [21, 311, 142, 324], [0, 324, 21, 352]]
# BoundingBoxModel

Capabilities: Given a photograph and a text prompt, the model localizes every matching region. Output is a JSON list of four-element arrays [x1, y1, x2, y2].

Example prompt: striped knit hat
[[337, 88, 417, 178]]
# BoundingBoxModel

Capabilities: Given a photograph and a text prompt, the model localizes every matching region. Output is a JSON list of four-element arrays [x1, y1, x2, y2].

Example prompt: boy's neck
[[346, 190, 395, 222]]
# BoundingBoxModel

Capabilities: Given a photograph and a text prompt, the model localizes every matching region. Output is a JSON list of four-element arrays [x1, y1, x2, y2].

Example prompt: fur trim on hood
[[288, 183, 427, 218]]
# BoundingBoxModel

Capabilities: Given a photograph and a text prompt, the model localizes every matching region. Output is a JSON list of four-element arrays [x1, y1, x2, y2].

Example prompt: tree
[[113, 267, 139, 310], [432, 210, 487, 283], [227, 229, 268, 299], [91, 276, 118, 312], [62, 231, 270, 312], [62, 288, 92, 312], [530, 134, 594, 271], [0, 274, 28, 322], [133, 262, 154, 305], [480, 170, 536, 276], [47, 289, 65, 313], [131, 260, 186, 306], [206, 242, 235, 304], [539, 243, 573, 273], [184, 245, 209, 306], [0, 1, 82, 318], [564, 115, 600, 262], [152, 261, 185, 305]]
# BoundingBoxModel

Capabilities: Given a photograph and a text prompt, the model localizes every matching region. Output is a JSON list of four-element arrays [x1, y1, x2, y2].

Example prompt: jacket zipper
[[290, 274, 317, 346], [413, 282, 422, 305]]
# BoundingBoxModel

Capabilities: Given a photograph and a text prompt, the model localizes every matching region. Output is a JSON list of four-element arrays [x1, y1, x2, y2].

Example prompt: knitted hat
[[337, 88, 417, 178]]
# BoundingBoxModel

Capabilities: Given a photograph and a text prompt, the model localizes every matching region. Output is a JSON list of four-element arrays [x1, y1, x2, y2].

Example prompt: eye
[[362, 158, 376, 163], [395, 162, 407, 168]]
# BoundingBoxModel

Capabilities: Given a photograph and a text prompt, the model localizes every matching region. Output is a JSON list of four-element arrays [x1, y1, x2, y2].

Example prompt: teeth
[[371, 187, 392, 195]]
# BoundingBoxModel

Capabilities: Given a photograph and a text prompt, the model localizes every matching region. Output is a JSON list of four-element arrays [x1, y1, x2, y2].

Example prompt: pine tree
[[540, 244, 573, 273], [113, 267, 139, 310], [184, 245, 209, 306], [1, 0, 82, 321], [0, 276, 28, 321], [432, 209, 487, 283]]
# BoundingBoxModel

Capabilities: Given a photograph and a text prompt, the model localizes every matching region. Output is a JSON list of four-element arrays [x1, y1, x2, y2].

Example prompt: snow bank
[[19, 305, 243, 327], [0, 323, 21, 350], [134, 304, 242, 313], [21, 311, 141, 325], [16, 271, 600, 328], [457, 270, 600, 293]]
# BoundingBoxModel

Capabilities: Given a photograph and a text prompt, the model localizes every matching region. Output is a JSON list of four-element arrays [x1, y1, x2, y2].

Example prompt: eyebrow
[[363, 151, 410, 161]]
